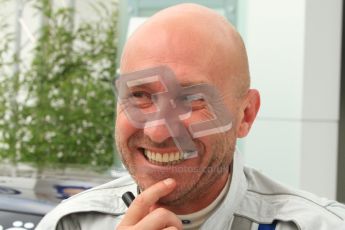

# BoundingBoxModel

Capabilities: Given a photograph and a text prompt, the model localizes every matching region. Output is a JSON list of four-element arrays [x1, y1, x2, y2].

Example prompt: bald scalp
[[121, 3, 250, 98]]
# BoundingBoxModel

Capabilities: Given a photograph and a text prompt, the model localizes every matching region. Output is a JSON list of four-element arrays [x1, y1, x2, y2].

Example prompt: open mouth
[[139, 148, 184, 166]]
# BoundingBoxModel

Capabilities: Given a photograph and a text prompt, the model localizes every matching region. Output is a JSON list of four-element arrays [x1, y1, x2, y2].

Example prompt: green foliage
[[0, 0, 118, 167]]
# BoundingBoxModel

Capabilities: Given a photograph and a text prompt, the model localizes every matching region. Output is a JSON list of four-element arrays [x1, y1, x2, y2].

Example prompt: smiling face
[[115, 71, 237, 213], [115, 67, 238, 211], [115, 4, 256, 213]]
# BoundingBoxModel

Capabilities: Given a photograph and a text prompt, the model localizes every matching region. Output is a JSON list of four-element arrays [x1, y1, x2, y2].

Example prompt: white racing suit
[[37, 151, 345, 230]]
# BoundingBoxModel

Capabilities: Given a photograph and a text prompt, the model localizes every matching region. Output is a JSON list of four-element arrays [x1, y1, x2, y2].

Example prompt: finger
[[163, 227, 179, 230], [136, 208, 182, 230], [119, 178, 176, 226]]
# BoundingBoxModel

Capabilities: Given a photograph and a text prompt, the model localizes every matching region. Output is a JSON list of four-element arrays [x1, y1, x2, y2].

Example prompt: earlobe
[[237, 89, 260, 138]]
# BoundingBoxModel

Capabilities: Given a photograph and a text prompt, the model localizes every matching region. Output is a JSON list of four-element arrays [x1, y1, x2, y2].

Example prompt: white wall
[[300, 0, 342, 199], [240, 0, 342, 199]]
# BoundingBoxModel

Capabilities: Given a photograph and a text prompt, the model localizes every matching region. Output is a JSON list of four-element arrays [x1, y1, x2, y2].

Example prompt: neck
[[163, 172, 230, 214]]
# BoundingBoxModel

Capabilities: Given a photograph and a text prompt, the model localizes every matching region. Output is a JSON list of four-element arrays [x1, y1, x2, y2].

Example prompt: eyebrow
[[127, 80, 209, 89], [179, 80, 208, 87], [126, 76, 160, 87]]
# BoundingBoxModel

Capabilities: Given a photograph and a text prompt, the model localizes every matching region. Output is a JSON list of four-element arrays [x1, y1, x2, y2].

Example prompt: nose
[[143, 123, 172, 143]]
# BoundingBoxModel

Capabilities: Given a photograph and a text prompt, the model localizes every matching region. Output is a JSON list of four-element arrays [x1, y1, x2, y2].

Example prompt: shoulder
[[235, 167, 345, 229], [36, 175, 136, 230]]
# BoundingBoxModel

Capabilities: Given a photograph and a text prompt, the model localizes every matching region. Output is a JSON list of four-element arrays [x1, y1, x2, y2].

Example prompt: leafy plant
[[0, 0, 119, 168]]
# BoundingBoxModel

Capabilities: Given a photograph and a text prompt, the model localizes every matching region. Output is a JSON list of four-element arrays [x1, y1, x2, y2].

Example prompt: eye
[[128, 91, 153, 108], [190, 98, 206, 110], [180, 94, 207, 110]]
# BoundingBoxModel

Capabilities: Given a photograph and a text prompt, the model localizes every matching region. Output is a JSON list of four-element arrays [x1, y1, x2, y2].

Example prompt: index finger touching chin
[[119, 178, 176, 225]]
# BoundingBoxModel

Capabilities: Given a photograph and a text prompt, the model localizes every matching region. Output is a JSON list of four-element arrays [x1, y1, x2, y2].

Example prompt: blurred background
[[0, 0, 344, 227]]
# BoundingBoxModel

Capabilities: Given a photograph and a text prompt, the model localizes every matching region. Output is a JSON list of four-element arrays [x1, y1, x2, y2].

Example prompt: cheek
[[181, 109, 214, 132], [115, 112, 137, 145]]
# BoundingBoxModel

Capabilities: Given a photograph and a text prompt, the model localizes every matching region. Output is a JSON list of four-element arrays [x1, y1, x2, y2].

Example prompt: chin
[[136, 175, 194, 202], [158, 187, 190, 206]]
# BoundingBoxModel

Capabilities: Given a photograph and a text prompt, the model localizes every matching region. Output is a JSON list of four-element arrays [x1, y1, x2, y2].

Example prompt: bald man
[[37, 4, 345, 230]]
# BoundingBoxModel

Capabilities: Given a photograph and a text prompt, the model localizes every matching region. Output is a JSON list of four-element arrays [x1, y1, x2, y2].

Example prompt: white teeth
[[156, 153, 162, 162], [144, 149, 183, 164], [163, 154, 169, 163], [175, 152, 179, 161], [169, 154, 175, 162]]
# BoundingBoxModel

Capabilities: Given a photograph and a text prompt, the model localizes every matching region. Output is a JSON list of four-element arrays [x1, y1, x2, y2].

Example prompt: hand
[[117, 178, 182, 230]]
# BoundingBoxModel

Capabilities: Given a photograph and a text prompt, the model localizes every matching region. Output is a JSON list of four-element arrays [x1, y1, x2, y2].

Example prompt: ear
[[237, 89, 260, 138]]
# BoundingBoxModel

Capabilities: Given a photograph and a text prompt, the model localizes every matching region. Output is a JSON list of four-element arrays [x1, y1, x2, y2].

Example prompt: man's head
[[115, 3, 260, 213]]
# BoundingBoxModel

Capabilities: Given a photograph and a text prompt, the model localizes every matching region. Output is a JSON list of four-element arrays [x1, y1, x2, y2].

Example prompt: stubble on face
[[115, 119, 237, 206]]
